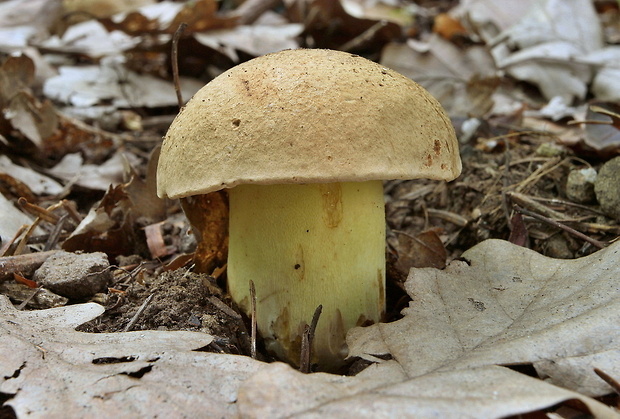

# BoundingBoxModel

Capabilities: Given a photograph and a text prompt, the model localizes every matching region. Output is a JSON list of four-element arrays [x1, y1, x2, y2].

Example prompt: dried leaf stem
[[172, 22, 187, 109], [249, 280, 257, 359], [124, 293, 154, 332], [299, 304, 323, 374]]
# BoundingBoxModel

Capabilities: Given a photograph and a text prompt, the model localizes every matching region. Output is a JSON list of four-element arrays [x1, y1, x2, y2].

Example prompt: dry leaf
[[433, 13, 468, 40], [0, 155, 63, 197], [236, 362, 615, 418], [0, 192, 36, 243], [584, 102, 620, 151], [63, 0, 155, 18], [43, 60, 203, 109], [381, 37, 497, 117], [194, 24, 302, 61], [348, 239, 620, 397], [48, 151, 139, 191], [180, 191, 229, 274], [0, 294, 265, 418], [395, 229, 447, 271], [62, 184, 141, 256]]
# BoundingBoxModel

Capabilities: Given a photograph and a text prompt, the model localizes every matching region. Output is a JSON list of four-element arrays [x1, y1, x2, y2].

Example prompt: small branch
[[17, 198, 59, 224], [16, 287, 42, 310], [299, 304, 322, 373], [0, 250, 59, 282], [249, 280, 257, 359], [339, 20, 387, 52], [514, 205, 606, 249], [509, 192, 570, 221], [172, 22, 188, 109], [594, 368, 620, 395], [124, 294, 154, 332], [44, 213, 68, 251]]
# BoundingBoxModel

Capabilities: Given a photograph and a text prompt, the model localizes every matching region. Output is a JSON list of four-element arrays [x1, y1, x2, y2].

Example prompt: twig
[[17, 198, 59, 224], [509, 192, 570, 221], [514, 205, 606, 249], [299, 304, 322, 373], [501, 138, 512, 226], [249, 280, 257, 359], [14, 219, 41, 256], [44, 213, 68, 251], [16, 287, 42, 310], [340, 20, 388, 52], [124, 294, 154, 332], [60, 199, 83, 223], [594, 368, 620, 395], [1, 224, 28, 256], [426, 208, 469, 227], [513, 157, 567, 194], [0, 251, 59, 282], [172, 22, 187, 109]]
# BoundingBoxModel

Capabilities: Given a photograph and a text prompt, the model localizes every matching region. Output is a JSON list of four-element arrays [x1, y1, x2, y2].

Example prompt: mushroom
[[157, 49, 461, 369]]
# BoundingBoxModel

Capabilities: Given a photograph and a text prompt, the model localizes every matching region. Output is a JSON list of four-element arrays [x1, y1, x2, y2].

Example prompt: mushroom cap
[[157, 49, 461, 199]]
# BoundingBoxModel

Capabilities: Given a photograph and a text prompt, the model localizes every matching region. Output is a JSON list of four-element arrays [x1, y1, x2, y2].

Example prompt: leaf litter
[[0, 0, 620, 417]]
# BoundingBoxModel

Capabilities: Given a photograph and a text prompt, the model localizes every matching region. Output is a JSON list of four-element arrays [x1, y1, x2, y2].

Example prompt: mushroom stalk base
[[228, 181, 386, 369]]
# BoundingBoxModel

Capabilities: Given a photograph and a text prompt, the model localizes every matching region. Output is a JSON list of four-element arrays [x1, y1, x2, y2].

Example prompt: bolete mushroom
[[157, 49, 461, 369]]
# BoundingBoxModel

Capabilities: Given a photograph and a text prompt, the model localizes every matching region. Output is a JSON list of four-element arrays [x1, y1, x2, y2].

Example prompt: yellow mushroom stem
[[227, 180, 386, 369]]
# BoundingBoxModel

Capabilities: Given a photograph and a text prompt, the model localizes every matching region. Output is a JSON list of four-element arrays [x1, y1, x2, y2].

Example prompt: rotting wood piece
[[0, 250, 59, 282]]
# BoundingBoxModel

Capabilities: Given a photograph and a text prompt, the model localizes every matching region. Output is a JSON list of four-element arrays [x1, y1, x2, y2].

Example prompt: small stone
[[566, 167, 597, 203], [33, 251, 112, 300], [594, 156, 620, 220], [535, 142, 566, 157], [0, 282, 68, 309]]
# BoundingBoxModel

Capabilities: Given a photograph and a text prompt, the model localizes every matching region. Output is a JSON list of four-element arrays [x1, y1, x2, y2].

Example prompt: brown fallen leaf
[[394, 229, 447, 272], [180, 191, 229, 274], [62, 185, 143, 257], [285, 0, 401, 53], [433, 13, 468, 40]]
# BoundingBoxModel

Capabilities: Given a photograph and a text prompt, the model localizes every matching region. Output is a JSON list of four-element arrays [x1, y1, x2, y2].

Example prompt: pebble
[[566, 167, 597, 203], [594, 156, 620, 220], [33, 251, 112, 300]]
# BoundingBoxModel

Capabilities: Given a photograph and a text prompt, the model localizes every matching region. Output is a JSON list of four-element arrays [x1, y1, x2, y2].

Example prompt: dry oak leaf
[[0, 295, 264, 417], [348, 239, 620, 398], [237, 362, 616, 418]]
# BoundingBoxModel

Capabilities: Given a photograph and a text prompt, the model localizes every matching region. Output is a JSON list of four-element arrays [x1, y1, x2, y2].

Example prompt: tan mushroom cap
[[157, 48, 461, 199]]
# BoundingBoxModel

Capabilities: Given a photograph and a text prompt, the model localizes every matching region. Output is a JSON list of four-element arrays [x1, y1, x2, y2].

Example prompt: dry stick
[[44, 213, 68, 251], [509, 192, 570, 221], [299, 304, 323, 374], [60, 199, 83, 223], [514, 205, 606, 249], [511, 193, 620, 235], [14, 219, 41, 256], [249, 280, 257, 359], [16, 287, 42, 310], [426, 208, 469, 227], [18, 198, 60, 224], [594, 368, 620, 395], [501, 138, 513, 226], [124, 293, 155, 332], [0, 251, 59, 281], [172, 22, 187, 109], [340, 20, 387, 52], [513, 157, 566, 194], [0, 225, 28, 256]]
